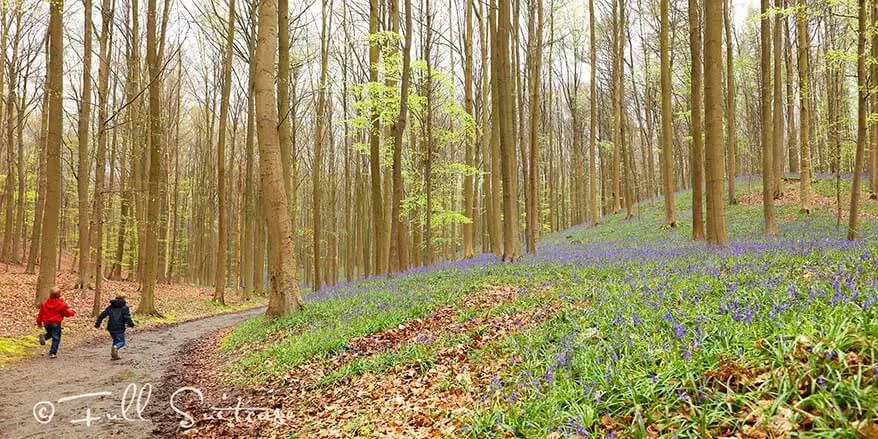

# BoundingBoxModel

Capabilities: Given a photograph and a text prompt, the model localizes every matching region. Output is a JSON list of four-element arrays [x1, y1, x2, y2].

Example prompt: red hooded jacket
[[36, 297, 76, 326]]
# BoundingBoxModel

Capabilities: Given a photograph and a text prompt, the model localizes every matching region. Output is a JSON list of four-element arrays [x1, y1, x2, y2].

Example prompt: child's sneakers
[[38, 334, 46, 345], [49, 354, 56, 359], [111, 346, 120, 361]]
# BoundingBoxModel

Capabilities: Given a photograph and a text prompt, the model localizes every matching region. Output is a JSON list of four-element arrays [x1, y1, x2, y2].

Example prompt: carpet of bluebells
[[223, 178, 877, 437]]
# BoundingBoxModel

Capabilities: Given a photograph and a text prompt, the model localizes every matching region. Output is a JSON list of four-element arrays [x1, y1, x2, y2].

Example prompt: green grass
[[0, 336, 39, 366], [222, 176, 878, 436]]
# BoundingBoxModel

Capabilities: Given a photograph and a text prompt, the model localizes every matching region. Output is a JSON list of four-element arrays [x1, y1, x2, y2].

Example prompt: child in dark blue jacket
[[95, 296, 136, 360]]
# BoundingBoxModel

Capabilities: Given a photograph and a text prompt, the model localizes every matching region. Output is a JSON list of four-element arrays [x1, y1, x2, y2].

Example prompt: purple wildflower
[[673, 324, 686, 340]]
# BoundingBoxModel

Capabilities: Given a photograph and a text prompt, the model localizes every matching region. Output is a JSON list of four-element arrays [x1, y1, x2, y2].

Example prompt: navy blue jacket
[[95, 299, 135, 332]]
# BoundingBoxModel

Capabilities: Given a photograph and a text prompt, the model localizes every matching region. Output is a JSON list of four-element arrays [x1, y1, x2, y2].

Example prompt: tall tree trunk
[[389, 0, 412, 269], [796, 0, 812, 213], [760, 0, 777, 234], [313, 0, 333, 288], [660, 0, 677, 227], [26, 87, 48, 274], [255, 0, 303, 318], [611, 0, 623, 215], [690, 0, 705, 240], [848, 0, 867, 240], [213, 0, 236, 304], [139, 0, 164, 315], [368, 0, 386, 274], [242, 4, 257, 296], [422, 0, 435, 266], [704, 0, 728, 246], [784, 14, 799, 174], [772, 0, 784, 198], [2, 25, 19, 264], [14, 62, 28, 263], [277, 0, 294, 214], [724, 0, 737, 204], [869, 0, 877, 197], [36, 0, 64, 305], [495, 0, 521, 261], [589, 0, 600, 225], [484, 2, 502, 256], [526, 0, 543, 253], [91, 0, 114, 316], [461, 0, 475, 259], [77, 0, 94, 289]]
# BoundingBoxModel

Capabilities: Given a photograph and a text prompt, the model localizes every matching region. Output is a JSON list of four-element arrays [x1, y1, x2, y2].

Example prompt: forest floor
[[0, 306, 264, 439], [142, 177, 878, 438], [159, 177, 878, 439], [0, 263, 267, 366], [3, 177, 877, 439]]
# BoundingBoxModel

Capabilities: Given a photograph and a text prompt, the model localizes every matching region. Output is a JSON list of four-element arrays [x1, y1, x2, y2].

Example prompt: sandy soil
[[0, 307, 264, 439]]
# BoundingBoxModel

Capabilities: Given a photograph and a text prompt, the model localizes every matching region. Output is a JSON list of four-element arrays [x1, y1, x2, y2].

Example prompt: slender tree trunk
[[277, 0, 294, 215], [36, 0, 64, 306], [772, 0, 784, 198], [213, 0, 236, 304], [462, 0, 475, 258], [611, 0, 623, 215], [848, 0, 867, 240], [495, 0, 521, 261], [724, 0, 737, 204], [242, 5, 257, 296], [77, 0, 94, 289], [389, 0, 412, 270], [760, 0, 777, 234], [690, 0, 705, 240], [368, 0, 386, 274], [796, 0, 812, 213], [26, 89, 48, 274], [2, 28, 19, 264], [14, 64, 28, 264], [526, 0, 543, 253], [660, 0, 677, 227], [589, 0, 600, 225], [312, 0, 332, 288], [138, 0, 164, 315], [869, 0, 877, 197], [704, 0, 728, 246], [422, 0, 435, 266], [91, 0, 114, 316], [785, 14, 799, 175]]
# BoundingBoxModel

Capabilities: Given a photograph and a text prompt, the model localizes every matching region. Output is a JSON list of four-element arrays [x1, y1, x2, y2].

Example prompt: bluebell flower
[[673, 324, 686, 340]]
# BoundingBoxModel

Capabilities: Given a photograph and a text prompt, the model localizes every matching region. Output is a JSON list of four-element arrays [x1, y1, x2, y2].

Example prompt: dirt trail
[[0, 307, 264, 439]]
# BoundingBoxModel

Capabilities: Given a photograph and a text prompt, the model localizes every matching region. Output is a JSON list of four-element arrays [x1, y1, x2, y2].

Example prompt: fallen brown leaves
[[737, 182, 878, 219], [0, 261, 263, 364], [156, 285, 572, 438]]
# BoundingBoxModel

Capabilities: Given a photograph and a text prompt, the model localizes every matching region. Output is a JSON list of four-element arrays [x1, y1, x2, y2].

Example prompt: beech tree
[[704, 0, 727, 246], [660, 0, 677, 227], [847, 0, 868, 240], [760, 0, 777, 235], [254, 0, 303, 318], [35, 0, 63, 305]]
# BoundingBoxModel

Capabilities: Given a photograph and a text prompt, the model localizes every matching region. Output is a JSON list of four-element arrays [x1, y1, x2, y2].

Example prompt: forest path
[[0, 306, 264, 439]]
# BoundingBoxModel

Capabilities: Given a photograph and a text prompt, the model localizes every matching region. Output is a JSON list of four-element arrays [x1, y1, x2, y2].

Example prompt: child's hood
[[42, 297, 69, 311], [109, 298, 127, 308]]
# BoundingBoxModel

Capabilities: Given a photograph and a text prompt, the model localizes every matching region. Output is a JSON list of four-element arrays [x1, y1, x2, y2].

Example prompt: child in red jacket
[[36, 287, 76, 358]]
